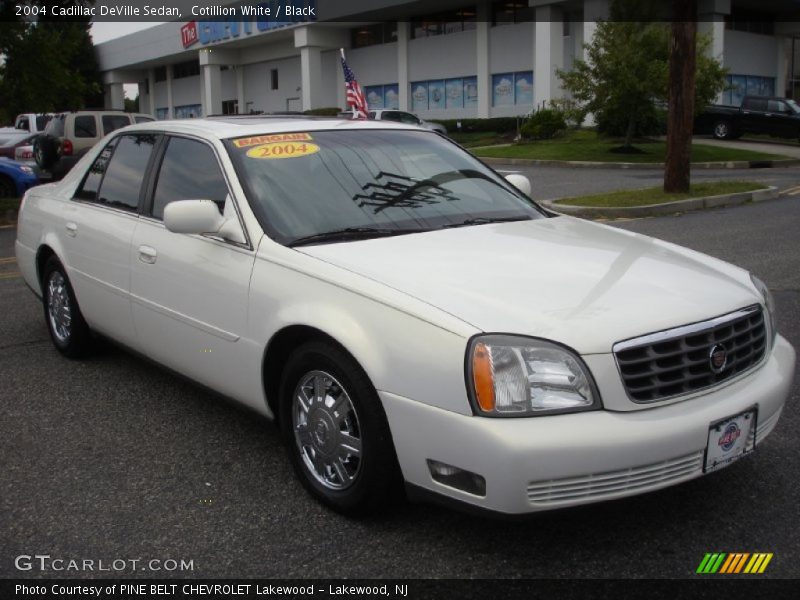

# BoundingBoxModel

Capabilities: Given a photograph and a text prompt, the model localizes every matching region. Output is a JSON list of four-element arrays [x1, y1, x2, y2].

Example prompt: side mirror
[[504, 173, 531, 196], [164, 199, 246, 244]]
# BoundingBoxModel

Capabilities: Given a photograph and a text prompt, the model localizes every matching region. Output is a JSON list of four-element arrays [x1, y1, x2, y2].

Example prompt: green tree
[[557, 0, 726, 148], [125, 95, 140, 113], [0, 3, 102, 123]]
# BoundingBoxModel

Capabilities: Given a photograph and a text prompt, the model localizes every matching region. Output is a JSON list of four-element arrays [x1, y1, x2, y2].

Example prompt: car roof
[[120, 116, 422, 140]]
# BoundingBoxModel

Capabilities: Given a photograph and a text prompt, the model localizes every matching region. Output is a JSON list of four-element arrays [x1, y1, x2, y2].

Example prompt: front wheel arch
[[263, 325, 360, 421]]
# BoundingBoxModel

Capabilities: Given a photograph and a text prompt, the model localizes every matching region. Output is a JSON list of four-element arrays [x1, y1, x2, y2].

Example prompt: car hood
[[298, 216, 760, 354]]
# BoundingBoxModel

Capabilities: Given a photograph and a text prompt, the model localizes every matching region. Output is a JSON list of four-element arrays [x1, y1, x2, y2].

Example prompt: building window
[[172, 60, 200, 79], [722, 75, 775, 106], [174, 104, 202, 119], [492, 71, 533, 107], [351, 22, 398, 48], [270, 69, 279, 90], [411, 76, 477, 111], [222, 99, 239, 115], [411, 6, 477, 38], [365, 84, 400, 109], [725, 11, 774, 35], [154, 66, 167, 82], [155, 108, 169, 120], [491, 1, 534, 26]]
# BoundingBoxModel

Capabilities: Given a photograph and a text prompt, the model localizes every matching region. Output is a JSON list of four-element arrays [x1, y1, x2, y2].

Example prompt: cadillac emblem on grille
[[709, 344, 728, 374]]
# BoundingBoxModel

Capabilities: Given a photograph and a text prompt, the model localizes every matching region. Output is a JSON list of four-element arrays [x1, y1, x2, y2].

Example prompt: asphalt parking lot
[[1, 189, 798, 580]]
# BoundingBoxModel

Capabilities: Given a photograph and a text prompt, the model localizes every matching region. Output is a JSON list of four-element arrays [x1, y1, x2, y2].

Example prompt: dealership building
[[95, 0, 799, 120]]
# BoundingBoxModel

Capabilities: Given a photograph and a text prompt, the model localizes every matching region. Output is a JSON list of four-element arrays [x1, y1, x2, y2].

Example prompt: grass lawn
[[554, 181, 767, 208], [474, 130, 789, 162], [0, 197, 21, 212], [448, 131, 515, 148], [0, 197, 21, 225]]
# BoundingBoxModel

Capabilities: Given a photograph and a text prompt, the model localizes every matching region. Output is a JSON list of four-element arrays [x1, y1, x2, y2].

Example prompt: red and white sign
[[181, 22, 199, 48]]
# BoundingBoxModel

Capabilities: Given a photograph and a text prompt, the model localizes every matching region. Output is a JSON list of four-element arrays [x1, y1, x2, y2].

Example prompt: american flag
[[340, 50, 368, 119]]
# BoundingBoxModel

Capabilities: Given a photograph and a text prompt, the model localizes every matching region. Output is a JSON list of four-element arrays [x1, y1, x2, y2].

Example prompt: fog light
[[426, 459, 486, 497]]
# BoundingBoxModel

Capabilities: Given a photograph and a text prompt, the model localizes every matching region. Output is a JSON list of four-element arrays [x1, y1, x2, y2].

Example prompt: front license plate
[[704, 409, 757, 473]]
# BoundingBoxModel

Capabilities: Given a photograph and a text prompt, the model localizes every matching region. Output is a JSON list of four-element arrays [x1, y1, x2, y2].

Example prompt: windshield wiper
[[288, 226, 429, 247], [441, 215, 532, 229]]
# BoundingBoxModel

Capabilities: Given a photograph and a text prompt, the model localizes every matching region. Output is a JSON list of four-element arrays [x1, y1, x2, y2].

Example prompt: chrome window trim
[[612, 305, 766, 404]]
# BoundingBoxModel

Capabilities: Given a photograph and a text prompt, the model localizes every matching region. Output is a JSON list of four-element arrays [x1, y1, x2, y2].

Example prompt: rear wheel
[[278, 341, 400, 515], [42, 257, 92, 358], [712, 120, 734, 140]]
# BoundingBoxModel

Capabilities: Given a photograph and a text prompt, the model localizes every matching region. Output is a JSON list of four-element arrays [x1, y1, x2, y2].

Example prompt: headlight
[[19, 166, 34, 175], [750, 274, 776, 350], [467, 335, 601, 417]]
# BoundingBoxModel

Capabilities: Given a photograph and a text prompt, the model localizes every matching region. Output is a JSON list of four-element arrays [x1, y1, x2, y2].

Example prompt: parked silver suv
[[34, 110, 154, 180]]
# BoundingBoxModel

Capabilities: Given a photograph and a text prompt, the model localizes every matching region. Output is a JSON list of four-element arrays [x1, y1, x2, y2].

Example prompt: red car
[[0, 130, 37, 160]]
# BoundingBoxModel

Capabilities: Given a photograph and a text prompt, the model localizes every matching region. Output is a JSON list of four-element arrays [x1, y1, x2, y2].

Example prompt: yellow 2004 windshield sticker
[[246, 141, 320, 160]]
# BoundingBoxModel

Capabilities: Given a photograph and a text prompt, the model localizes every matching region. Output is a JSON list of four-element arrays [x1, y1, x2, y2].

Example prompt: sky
[[91, 22, 165, 99], [90, 22, 163, 45]]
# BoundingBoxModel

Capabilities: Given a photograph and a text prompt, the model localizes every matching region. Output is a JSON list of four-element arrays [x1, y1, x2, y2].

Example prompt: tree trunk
[[664, 1, 698, 193], [624, 112, 636, 148]]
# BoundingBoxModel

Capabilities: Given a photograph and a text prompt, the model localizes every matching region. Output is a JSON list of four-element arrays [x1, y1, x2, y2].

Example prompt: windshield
[[786, 99, 800, 113], [226, 129, 544, 245]]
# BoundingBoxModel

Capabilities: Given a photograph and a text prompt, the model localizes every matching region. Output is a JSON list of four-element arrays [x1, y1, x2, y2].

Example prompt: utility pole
[[664, 0, 698, 193]]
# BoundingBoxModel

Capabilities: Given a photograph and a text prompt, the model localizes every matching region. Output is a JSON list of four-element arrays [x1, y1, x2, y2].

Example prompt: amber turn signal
[[472, 342, 495, 412]]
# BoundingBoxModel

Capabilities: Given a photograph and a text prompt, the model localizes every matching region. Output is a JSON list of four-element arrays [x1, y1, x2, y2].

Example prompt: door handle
[[65, 222, 77, 237], [138, 245, 157, 264]]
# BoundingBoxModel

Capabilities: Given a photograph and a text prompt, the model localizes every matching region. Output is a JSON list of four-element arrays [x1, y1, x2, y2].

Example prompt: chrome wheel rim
[[292, 370, 362, 491], [46, 271, 72, 344], [714, 123, 728, 138]]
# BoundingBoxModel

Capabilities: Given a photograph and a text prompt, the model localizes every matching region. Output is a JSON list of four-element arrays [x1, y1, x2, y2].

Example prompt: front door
[[129, 135, 256, 401]]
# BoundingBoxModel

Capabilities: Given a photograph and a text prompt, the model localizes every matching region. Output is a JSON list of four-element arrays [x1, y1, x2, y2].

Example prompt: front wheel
[[278, 341, 400, 515], [41, 257, 92, 358], [712, 120, 734, 140]]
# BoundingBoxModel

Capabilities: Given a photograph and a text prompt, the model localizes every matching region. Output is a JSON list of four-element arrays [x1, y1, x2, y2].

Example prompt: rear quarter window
[[102, 114, 133, 135]]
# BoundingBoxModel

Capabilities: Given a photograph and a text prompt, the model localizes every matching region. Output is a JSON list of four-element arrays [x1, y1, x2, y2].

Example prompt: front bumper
[[381, 335, 795, 515]]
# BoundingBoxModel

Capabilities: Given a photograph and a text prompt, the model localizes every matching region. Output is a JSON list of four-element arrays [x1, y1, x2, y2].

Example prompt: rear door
[[70, 114, 101, 154], [61, 133, 159, 346], [740, 97, 770, 134], [128, 134, 256, 400]]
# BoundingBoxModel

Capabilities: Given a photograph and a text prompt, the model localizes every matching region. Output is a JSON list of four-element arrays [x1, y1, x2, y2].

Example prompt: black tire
[[34, 135, 59, 170], [278, 341, 401, 515], [712, 120, 734, 140], [41, 256, 92, 358], [0, 174, 15, 199]]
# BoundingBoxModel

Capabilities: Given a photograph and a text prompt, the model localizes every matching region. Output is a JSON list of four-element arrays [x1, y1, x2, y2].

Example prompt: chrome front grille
[[614, 306, 766, 403]]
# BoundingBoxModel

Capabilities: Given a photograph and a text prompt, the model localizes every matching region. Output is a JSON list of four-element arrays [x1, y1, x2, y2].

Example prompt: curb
[[543, 186, 779, 219], [479, 157, 800, 169]]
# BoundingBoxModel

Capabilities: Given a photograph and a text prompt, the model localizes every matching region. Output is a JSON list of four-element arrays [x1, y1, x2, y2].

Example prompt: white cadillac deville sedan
[[15, 117, 795, 516]]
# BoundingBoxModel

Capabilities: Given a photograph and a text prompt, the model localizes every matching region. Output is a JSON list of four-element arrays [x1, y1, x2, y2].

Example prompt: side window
[[74, 115, 98, 138], [151, 137, 229, 220], [381, 111, 403, 123], [75, 138, 119, 201], [102, 114, 132, 135], [95, 134, 157, 211], [135, 115, 155, 123], [399, 112, 421, 125], [767, 100, 786, 113]]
